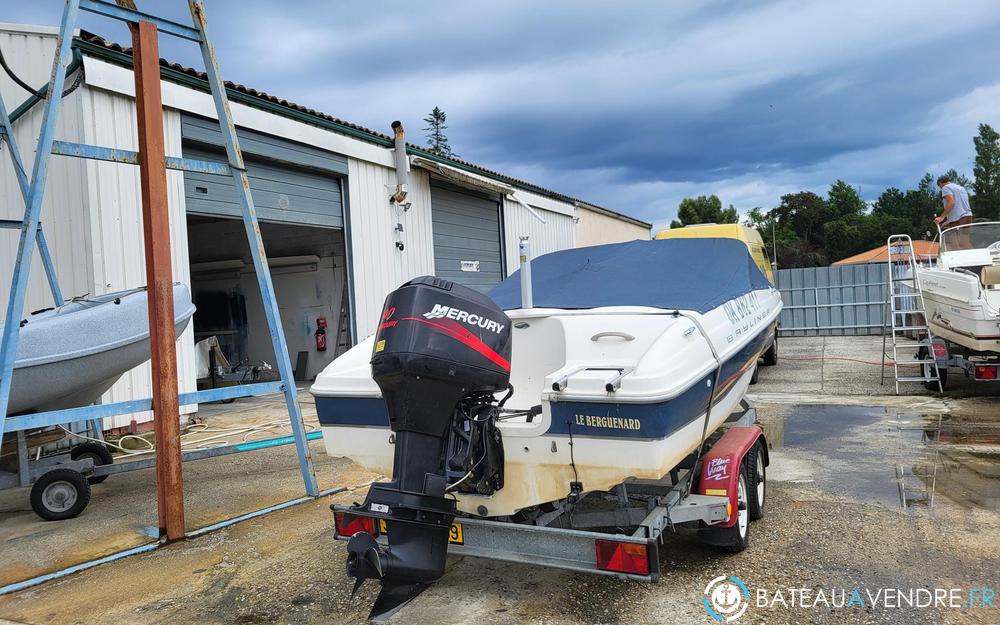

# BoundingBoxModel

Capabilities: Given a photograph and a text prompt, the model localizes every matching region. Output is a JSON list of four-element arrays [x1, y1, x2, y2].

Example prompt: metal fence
[[775, 263, 889, 336]]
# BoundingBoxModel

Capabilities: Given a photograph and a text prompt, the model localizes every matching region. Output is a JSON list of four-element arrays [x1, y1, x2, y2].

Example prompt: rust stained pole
[[131, 19, 185, 541]]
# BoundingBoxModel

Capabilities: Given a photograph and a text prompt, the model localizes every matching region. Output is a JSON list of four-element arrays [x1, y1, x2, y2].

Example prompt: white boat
[[3, 284, 196, 415], [915, 222, 1000, 353], [312, 238, 781, 517]]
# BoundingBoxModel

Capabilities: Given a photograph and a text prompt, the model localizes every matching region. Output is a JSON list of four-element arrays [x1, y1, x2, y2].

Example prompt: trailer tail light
[[974, 365, 998, 381], [334, 512, 376, 538], [595, 540, 650, 576], [931, 340, 948, 359]]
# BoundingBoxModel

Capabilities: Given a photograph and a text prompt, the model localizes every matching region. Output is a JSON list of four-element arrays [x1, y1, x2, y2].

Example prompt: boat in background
[[3, 284, 196, 415], [312, 238, 781, 517], [916, 222, 1000, 354]]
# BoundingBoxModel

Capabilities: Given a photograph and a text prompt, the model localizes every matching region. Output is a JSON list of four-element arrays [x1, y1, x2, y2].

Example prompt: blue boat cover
[[488, 238, 771, 313]]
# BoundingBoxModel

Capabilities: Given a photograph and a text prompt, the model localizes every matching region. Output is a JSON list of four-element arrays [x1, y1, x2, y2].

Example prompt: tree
[[422, 106, 455, 157], [973, 123, 1000, 220], [669, 194, 738, 228], [827, 180, 866, 219]]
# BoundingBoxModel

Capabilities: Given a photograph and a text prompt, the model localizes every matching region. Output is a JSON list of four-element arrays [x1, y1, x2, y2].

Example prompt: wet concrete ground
[[1, 336, 999, 624]]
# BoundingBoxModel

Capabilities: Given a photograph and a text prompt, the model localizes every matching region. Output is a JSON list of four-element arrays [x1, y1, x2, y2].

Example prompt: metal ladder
[[880, 234, 943, 394]]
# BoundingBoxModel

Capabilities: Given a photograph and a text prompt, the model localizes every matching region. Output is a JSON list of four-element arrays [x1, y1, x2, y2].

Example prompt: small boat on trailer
[[4, 283, 196, 415], [312, 238, 781, 617]]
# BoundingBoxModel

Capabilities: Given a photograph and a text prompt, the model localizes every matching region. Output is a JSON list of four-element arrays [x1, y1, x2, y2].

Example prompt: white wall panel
[[576, 207, 650, 247], [502, 197, 576, 275], [79, 88, 196, 428], [0, 29, 92, 319], [346, 160, 435, 338]]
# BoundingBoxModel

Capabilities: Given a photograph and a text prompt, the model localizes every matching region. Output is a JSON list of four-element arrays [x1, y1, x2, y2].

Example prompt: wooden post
[[131, 20, 185, 541]]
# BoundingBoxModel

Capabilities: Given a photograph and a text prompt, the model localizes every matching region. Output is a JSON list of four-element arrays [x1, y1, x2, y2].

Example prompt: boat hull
[[316, 317, 773, 516], [5, 284, 196, 415], [916, 268, 1000, 353]]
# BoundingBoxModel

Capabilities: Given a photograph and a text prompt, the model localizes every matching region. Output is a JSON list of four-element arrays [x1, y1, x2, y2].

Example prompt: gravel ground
[[1, 337, 998, 624]]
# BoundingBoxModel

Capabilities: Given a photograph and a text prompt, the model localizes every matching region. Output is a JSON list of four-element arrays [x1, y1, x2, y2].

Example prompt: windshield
[[940, 221, 1000, 253]]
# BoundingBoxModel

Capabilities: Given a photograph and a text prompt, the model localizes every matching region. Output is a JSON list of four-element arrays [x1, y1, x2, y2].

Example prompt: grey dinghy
[[3, 283, 196, 415]]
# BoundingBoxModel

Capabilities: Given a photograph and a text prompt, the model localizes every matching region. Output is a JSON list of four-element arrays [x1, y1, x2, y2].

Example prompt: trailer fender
[[697, 425, 764, 528]]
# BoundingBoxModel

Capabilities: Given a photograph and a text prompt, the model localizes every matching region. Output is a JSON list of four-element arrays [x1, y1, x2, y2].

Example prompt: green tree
[[972, 123, 1000, 220], [827, 180, 866, 219], [423, 106, 455, 157], [669, 194, 738, 228]]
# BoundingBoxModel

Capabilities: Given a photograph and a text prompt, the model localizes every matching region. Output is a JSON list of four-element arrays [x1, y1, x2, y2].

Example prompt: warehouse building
[[0, 24, 650, 430]]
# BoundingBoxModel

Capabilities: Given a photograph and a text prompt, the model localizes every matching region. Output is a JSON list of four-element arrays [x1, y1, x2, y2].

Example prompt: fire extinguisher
[[315, 316, 328, 352]]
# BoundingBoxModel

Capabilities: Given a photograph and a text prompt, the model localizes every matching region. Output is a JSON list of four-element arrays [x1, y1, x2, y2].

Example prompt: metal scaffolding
[[0, 0, 321, 539]]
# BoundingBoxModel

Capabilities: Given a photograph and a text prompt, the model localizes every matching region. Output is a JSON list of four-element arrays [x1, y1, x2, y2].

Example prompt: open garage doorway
[[186, 216, 352, 386]]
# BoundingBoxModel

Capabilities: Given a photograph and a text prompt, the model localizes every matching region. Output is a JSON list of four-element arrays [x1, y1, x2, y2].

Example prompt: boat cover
[[489, 238, 771, 313]]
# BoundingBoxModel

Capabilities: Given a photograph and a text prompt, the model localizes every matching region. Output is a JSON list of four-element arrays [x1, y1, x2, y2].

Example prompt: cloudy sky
[[6, 1, 1000, 230]]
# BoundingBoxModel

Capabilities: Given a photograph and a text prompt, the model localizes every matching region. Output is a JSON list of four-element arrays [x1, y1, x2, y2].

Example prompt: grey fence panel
[[774, 263, 888, 336]]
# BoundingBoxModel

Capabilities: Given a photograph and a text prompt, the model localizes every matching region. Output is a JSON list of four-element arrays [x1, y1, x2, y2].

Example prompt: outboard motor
[[344, 276, 511, 614]]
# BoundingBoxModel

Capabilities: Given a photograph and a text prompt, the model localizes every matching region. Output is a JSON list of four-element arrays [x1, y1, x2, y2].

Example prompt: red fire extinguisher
[[315, 316, 328, 352]]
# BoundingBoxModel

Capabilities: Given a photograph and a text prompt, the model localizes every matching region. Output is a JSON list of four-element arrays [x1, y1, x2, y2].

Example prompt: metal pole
[[0, 0, 79, 437], [189, 0, 318, 496], [131, 19, 185, 540], [519, 236, 533, 308]]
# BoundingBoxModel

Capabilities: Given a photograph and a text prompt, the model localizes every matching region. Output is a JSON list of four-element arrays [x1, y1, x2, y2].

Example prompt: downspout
[[389, 120, 408, 204], [8, 48, 84, 124]]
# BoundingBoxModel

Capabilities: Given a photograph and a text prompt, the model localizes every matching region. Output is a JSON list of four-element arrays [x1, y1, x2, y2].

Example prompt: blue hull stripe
[[316, 324, 773, 441]]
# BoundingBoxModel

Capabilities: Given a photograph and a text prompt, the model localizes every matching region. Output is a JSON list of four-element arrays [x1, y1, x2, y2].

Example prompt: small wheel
[[30, 469, 91, 521], [746, 442, 766, 521], [749, 364, 759, 385], [71, 442, 114, 484], [761, 334, 778, 366], [698, 460, 751, 553], [918, 348, 948, 391]]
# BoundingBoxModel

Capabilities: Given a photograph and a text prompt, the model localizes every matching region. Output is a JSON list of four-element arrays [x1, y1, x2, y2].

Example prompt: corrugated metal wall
[[0, 28, 93, 317], [502, 197, 576, 275], [79, 87, 197, 427], [346, 161, 435, 338], [776, 263, 888, 336]]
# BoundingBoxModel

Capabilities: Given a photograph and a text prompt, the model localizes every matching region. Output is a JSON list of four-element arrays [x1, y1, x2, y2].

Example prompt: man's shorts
[[945, 215, 973, 228]]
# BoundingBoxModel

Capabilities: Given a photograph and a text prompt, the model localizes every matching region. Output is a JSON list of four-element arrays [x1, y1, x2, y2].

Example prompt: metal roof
[[73, 31, 651, 229]]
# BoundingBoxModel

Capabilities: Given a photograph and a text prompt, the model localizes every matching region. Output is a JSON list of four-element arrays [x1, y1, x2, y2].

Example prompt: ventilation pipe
[[519, 236, 533, 309], [390, 121, 409, 204]]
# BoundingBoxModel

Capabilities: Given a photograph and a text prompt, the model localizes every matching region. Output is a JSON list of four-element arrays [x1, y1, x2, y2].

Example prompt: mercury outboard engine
[[345, 276, 511, 615]]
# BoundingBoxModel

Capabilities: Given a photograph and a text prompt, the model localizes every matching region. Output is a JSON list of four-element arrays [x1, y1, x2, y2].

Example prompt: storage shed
[[0, 24, 649, 430]]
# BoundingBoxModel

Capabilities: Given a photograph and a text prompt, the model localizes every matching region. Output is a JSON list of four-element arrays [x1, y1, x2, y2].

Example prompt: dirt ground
[[1, 337, 999, 625]]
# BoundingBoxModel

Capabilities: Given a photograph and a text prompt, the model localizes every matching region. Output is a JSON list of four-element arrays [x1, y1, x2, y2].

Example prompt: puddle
[[761, 404, 1000, 511]]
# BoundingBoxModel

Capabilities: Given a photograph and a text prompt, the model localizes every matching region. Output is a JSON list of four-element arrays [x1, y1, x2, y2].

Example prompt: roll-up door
[[430, 180, 504, 291], [181, 115, 347, 227]]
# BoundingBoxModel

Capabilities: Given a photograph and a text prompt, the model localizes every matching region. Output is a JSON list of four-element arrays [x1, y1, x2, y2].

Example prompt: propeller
[[346, 532, 384, 597]]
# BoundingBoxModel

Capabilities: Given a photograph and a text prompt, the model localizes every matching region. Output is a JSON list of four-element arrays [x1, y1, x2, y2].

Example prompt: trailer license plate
[[378, 519, 464, 545]]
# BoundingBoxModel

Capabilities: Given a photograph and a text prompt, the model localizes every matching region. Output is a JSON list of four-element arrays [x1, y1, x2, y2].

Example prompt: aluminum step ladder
[[880, 235, 943, 394]]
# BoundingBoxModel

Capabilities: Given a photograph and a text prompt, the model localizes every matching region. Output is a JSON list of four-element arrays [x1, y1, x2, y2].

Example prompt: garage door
[[181, 115, 347, 227], [431, 181, 504, 292]]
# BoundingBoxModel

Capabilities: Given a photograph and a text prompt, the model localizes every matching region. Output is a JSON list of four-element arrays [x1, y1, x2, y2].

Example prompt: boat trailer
[[333, 399, 768, 621]]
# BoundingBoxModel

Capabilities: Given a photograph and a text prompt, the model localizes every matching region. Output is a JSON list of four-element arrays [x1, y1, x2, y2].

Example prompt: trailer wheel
[[917, 347, 948, 391], [30, 468, 91, 521], [762, 334, 778, 366], [71, 442, 114, 484], [746, 442, 766, 520], [699, 461, 750, 553]]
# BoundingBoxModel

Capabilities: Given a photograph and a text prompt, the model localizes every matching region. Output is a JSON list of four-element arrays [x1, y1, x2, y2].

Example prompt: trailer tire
[[746, 442, 766, 520], [762, 334, 778, 366], [30, 468, 91, 521], [917, 347, 947, 391], [71, 442, 114, 484], [699, 460, 750, 553]]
